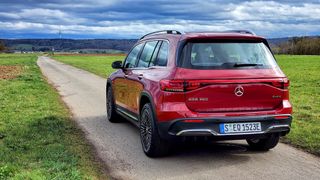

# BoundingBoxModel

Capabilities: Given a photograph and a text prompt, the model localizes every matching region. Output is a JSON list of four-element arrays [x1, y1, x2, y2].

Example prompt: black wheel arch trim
[[139, 91, 161, 132], [106, 78, 114, 105], [139, 91, 157, 116], [106, 78, 112, 90]]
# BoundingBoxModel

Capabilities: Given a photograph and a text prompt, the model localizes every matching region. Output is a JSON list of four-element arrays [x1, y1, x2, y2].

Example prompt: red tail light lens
[[160, 80, 184, 92], [185, 81, 202, 91], [182, 119, 205, 123], [274, 115, 289, 120], [271, 78, 290, 89], [283, 78, 290, 89], [160, 80, 203, 92]]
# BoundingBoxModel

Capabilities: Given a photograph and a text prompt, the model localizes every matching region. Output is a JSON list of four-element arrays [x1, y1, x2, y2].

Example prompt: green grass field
[[276, 55, 320, 155], [53, 55, 124, 77], [0, 54, 107, 179], [53, 54, 320, 155]]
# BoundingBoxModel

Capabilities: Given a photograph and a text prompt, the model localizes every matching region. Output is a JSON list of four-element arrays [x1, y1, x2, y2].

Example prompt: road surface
[[38, 56, 320, 180]]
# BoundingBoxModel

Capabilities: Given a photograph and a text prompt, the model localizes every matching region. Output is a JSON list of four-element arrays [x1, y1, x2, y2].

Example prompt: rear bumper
[[157, 114, 292, 141]]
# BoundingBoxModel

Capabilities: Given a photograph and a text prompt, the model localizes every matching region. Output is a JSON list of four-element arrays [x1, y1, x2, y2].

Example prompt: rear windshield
[[179, 41, 278, 69]]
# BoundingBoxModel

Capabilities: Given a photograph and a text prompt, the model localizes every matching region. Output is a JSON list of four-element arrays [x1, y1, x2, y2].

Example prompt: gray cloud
[[0, 0, 319, 38]]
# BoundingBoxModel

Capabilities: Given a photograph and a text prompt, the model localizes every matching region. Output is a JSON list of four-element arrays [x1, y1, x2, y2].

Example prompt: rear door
[[126, 40, 160, 114]]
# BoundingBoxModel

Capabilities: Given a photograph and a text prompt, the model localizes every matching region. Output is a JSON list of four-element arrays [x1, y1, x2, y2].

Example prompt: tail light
[[160, 79, 204, 92], [160, 80, 185, 92], [270, 78, 290, 100], [271, 78, 290, 89], [274, 115, 289, 120], [160, 78, 290, 92], [182, 119, 205, 123]]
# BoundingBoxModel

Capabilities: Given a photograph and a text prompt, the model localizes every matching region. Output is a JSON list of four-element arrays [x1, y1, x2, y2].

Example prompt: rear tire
[[106, 86, 120, 123], [246, 133, 280, 151], [140, 103, 170, 157]]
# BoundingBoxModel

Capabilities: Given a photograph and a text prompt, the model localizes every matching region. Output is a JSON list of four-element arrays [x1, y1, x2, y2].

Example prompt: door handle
[[124, 75, 129, 78], [138, 74, 143, 80]]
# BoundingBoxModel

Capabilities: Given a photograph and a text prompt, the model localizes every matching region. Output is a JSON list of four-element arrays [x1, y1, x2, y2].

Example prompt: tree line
[[271, 37, 320, 55], [0, 40, 5, 51], [2, 39, 136, 52]]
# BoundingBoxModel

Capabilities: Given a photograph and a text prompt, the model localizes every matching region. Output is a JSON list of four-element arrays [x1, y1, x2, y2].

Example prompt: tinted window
[[124, 43, 144, 68], [155, 41, 169, 66], [180, 42, 278, 69], [137, 41, 158, 68], [149, 42, 161, 67]]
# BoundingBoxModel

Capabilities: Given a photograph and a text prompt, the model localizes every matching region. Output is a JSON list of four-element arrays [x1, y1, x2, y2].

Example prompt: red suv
[[106, 30, 292, 157]]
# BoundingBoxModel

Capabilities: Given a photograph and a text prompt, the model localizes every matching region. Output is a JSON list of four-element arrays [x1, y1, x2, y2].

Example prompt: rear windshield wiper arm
[[233, 63, 263, 67]]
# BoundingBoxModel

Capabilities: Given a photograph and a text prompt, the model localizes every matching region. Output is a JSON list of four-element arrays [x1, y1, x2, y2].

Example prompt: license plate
[[220, 122, 262, 134]]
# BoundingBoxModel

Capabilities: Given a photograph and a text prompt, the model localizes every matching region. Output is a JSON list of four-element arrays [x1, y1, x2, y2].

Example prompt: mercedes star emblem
[[234, 86, 244, 96]]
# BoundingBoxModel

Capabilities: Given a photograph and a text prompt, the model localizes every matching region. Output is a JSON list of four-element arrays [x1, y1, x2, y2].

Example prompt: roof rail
[[139, 30, 182, 40], [186, 30, 256, 35], [223, 30, 256, 35]]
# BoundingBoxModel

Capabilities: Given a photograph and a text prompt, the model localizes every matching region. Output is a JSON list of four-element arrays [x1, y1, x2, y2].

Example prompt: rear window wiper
[[233, 63, 263, 67]]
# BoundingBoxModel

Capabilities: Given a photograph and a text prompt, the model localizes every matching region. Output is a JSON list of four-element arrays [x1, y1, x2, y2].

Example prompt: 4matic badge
[[188, 97, 209, 102]]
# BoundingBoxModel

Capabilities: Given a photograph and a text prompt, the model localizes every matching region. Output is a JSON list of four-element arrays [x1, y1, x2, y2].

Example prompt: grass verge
[[53, 54, 320, 156], [52, 55, 125, 77], [276, 55, 320, 155], [0, 54, 108, 179]]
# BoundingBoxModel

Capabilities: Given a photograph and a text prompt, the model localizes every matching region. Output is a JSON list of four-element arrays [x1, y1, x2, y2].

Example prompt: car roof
[[139, 30, 266, 42], [181, 32, 265, 41]]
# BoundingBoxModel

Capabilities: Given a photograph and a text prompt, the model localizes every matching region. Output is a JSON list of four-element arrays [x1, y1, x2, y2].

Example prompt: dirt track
[[38, 56, 320, 180]]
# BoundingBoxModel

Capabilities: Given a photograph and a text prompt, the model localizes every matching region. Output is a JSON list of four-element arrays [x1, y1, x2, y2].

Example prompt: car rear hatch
[[161, 39, 289, 113]]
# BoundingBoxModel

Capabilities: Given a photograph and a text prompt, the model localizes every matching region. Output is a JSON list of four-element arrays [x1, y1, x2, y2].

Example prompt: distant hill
[[1, 39, 137, 53], [2, 36, 319, 54], [2, 38, 286, 53], [267, 37, 290, 46]]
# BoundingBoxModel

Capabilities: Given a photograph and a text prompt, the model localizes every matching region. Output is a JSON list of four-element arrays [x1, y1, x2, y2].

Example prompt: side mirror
[[112, 61, 123, 69]]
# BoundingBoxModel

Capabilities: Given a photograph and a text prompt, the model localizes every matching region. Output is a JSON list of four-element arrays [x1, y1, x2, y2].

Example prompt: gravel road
[[38, 56, 320, 180]]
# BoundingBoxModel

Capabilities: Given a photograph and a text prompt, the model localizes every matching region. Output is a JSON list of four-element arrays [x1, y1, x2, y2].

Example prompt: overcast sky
[[0, 0, 319, 39]]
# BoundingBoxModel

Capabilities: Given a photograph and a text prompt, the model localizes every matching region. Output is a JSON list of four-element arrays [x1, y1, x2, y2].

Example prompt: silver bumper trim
[[176, 125, 290, 136]]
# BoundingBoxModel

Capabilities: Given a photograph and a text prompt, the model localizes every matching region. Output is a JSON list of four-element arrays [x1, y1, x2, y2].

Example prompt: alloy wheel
[[107, 89, 112, 119], [140, 109, 152, 152]]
